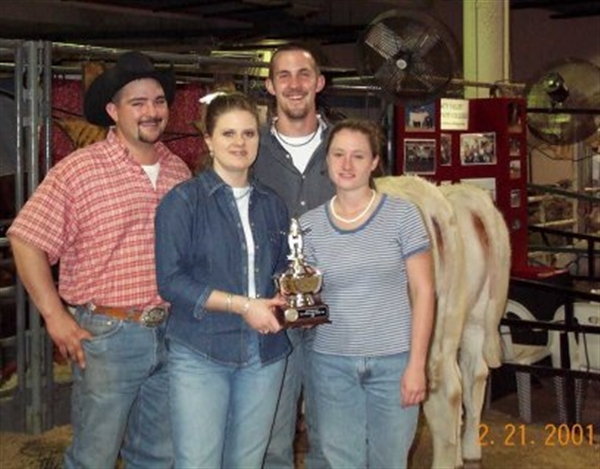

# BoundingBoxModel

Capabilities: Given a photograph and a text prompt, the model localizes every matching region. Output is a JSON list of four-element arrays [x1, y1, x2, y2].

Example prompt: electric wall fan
[[356, 9, 460, 105], [525, 58, 600, 146]]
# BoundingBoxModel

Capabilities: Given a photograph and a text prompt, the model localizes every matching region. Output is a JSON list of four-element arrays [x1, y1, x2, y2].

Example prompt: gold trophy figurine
[[274, 218, 330, 328]]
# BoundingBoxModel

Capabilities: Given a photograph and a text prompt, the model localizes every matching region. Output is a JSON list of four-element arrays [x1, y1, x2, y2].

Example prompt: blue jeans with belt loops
[[312, 351, 419, 469], [64, 305, 172, 469], [168, 338, 286, 468], [263, 327, 328, 469]]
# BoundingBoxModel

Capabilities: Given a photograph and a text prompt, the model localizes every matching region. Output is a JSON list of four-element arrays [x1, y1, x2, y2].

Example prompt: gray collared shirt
[[253, 120, 335, 218]]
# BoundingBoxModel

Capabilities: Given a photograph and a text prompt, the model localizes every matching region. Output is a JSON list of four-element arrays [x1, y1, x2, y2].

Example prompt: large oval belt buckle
[[140, 307, 168, 327]]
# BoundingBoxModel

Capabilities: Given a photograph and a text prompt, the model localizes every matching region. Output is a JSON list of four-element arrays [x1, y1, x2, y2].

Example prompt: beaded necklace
[[329, 189, 377, 224]]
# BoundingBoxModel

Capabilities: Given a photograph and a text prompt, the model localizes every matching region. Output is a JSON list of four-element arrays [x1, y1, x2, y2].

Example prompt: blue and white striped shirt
[[300, 195, 430, 356]]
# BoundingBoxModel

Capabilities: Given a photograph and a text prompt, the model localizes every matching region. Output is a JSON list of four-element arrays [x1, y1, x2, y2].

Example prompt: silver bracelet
[[241, 298, 251, 315]]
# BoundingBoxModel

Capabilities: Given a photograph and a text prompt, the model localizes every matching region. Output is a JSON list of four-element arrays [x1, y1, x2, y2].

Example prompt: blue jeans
[[168, 339, 286, 469], [312, 351, 419, 469], [64, 306, 172, 469], [263, 328, 328, 469]]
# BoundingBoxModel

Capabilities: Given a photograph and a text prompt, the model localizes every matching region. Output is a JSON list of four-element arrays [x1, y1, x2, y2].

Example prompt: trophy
[[274, 219, 330, 328]]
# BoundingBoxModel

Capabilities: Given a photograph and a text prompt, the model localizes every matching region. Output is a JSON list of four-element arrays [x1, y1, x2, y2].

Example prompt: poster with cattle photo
[[440, 133, 452, 166], [404, 139, 436, 174], [405, 103, 436, 132]]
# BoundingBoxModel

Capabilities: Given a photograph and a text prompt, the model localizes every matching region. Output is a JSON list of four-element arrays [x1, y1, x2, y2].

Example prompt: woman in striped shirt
[[299, 119, 435, 469]]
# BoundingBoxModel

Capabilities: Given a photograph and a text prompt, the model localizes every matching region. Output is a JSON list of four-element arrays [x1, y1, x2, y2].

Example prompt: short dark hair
[[268, 42, 322, 79]]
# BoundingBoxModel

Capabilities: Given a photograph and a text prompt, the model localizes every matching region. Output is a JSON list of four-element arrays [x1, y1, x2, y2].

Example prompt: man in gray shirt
[[253, 43, 334, 469]]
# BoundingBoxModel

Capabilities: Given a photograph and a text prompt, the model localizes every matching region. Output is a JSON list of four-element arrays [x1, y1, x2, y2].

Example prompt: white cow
[[409, 110, 433, 129], [375, 175, 511, 469]]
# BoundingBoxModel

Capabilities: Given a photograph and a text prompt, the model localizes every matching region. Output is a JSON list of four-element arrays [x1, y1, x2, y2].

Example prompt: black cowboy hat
[[84, 51, 176, 127]]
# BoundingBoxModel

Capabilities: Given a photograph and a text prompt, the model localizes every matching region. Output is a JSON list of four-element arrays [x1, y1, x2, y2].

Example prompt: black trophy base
[[277, 304, 330, 329]]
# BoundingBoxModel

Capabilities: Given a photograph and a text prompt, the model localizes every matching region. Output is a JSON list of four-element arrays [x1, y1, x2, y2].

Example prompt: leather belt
[[89, 304, 168, 327]]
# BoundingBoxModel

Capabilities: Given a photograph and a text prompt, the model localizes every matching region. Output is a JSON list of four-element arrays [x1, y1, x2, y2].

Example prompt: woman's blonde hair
[[196, 92, 260, 173]]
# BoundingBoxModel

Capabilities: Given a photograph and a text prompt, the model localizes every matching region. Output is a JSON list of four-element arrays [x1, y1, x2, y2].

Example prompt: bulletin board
[[395, 97, 542, 278]]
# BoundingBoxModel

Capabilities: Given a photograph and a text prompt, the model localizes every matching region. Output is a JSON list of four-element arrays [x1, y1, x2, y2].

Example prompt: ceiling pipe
[[0, 39, 527, 94]]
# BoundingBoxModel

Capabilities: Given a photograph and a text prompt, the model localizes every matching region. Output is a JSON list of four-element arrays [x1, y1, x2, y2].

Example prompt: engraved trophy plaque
[[274, 219, 330, 328]]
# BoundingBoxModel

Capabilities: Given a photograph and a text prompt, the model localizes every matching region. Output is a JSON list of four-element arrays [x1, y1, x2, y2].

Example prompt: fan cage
[[356, 9, 460, 105]]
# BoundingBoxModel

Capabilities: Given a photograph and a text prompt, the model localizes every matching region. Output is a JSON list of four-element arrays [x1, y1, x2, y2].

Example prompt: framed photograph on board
[[510, 160, 522, 180], [460, 177, 497, 202], [404, 139, 436, 174], [405, 103, 436, 132], [460, 132, 496, 165], [508, 101, 524, 133], [511, 189, 522, 208], [440, 133, 452, 166], [509, 137, 521, 156]]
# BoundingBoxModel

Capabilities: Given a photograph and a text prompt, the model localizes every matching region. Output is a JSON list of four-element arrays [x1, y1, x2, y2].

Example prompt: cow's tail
[[484, 206, 511, 367], [447, 184, 511, 367], [427, 209, 465, 391]]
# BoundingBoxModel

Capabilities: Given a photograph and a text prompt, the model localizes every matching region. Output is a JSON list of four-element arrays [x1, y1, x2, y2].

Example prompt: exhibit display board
[[395, 97, 541, 277]]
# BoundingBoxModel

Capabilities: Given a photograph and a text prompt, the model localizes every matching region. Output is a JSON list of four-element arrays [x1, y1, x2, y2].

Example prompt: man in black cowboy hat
[[8, 50, 190, 469]]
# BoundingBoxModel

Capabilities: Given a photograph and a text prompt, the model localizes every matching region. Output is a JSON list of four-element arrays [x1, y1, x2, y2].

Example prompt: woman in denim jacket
[[155, 93, 291, 468]]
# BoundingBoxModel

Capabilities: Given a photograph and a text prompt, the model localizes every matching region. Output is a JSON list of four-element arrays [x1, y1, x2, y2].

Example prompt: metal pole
[[13, 41, 27, 433], [42, 42, 52, 176], [24, 40, 43, 435], [561, 301, 576, 425], [41, 40, 55, 429]]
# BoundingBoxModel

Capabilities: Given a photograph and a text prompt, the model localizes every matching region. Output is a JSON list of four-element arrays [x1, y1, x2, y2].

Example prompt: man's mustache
[[139, 118, 163, 125]]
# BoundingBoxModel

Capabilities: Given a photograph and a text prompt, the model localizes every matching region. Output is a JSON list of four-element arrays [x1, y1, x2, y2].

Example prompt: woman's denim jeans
[[64, 306, 172, 469], [168, 339, 286, 469], [312, 351, 419, 469], [263, 327, 328, 469]]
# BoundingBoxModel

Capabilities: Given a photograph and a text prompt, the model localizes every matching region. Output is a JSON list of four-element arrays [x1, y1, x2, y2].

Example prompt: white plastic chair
[[548, 302, 600, 423], [499, 299, 552, 423]]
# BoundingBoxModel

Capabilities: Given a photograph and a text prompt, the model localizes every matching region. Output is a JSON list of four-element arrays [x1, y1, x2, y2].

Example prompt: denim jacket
[[155, 168, 291, 366], [253, 121, 335, 218]]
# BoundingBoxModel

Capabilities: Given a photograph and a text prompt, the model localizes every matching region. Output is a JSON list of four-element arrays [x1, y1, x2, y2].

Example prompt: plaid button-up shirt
[[8, 129, 191, 309]]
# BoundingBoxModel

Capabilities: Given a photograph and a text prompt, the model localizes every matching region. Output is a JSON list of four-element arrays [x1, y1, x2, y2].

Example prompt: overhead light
[[543, 72, 569, 106], [209, 49, 272, 77]]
